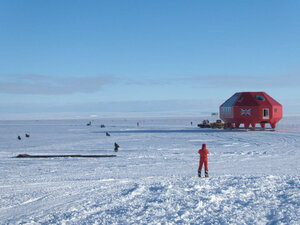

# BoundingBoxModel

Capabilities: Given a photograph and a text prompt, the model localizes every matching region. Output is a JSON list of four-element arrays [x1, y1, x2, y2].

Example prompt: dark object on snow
[[17, 154, 29, 157], [205, 170, 209, 178], [114, 142, 119, 152], [100, 124, 105, 128], [198, 120, 210, 128], [106, 132, 110, 136], [16, 154, 116, 158], [25, 134, 30, 138], [17, 136, 21, 140], [198, 120, 225, 129], [86, 121, 92, 126], [198, 169, 209, 178]]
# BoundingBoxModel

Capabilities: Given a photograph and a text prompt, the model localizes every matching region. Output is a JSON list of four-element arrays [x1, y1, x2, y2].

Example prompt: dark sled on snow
[[16, 154, 117, 158]]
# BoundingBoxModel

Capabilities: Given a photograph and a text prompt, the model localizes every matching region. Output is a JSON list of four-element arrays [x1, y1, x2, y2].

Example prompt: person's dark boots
[[205, 170, 209, 178], [198, 170, 201, 177]]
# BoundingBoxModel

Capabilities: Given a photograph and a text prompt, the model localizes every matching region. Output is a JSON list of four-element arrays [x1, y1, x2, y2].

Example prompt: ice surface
[[0, 116, 299, 224]]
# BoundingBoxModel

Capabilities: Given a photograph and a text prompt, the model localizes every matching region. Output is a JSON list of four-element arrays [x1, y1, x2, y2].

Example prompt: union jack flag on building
[[240, 109, 251, 115]]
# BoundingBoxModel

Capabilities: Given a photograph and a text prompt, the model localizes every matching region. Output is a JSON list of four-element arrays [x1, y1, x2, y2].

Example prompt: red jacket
[[198, 147, 209, 159]]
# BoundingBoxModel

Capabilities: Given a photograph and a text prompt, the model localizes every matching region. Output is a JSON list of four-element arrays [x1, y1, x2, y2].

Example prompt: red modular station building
[[220, 92, 283, 129]]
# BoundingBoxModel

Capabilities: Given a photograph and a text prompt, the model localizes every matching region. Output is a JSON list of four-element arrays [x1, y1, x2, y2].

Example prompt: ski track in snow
[[0, 117, 300, 224]]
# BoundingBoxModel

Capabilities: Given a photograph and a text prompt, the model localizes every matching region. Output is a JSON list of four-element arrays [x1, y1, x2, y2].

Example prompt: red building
[[220, 92, 283, 129]]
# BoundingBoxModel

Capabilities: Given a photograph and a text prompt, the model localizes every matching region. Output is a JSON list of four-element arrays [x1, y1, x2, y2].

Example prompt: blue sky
[[0, 0, 300, 119]]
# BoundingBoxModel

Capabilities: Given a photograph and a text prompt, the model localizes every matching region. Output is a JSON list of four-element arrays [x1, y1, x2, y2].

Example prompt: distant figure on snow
[[190, 121, 193, 126], [100, 124, 105, 128], [86, 121, 91, 126], [25, 133, 30, 138], [198, 144, 209, 178], [106, 132, 110, 136], [17, 136, 21, 140], [137, 122, 140, 127], [114, 142, 120, 152]]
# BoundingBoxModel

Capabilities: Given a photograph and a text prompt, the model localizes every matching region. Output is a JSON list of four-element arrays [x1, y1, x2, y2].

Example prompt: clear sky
[[0, 0, 300, 119]]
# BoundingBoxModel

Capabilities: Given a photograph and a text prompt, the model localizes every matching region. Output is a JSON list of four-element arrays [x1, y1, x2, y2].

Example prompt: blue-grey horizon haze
[[0, 0, 300, 119]]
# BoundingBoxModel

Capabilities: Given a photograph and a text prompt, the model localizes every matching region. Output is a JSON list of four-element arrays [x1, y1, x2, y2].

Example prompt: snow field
[[0, 117, 299, 224], [1, 176, 299, 224]]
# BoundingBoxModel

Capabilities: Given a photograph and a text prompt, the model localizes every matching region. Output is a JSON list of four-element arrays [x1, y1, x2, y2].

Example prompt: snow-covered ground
[[0, 116, 299, 224]]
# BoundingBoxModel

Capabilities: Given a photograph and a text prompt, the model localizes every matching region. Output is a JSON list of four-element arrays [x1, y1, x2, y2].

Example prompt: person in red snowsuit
[[198, 144, 209, 177]]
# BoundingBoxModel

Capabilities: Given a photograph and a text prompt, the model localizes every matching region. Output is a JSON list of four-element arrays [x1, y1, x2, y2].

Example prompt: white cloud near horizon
[[122, 74, 300, 88], [0, 99, 222, 119], [186, 74, 300, 88], [0, 74, 114, 95], [0, 73, 299, 95]]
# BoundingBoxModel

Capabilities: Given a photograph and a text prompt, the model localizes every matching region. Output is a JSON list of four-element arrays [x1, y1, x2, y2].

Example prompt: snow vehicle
[[198, 120, 211, 128], [198, 120, 225, 129]]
